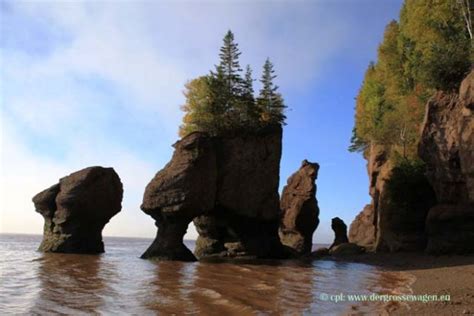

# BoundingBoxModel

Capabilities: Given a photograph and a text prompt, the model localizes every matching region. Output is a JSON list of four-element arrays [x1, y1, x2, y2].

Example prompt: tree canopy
[[179, 30, 286, 137], [350, 0, 472, 157]]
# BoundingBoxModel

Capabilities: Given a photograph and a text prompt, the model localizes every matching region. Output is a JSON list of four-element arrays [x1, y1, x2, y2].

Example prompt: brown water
[[0, 234, 413, 315]]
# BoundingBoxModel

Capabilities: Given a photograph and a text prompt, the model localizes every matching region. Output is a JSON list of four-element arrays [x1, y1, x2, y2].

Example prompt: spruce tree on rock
[[257, 58, 286, 125], [212, 30, 244, 130], [216, 31, 243, 99], [240, 65, 259, 127], [179, 30, 288, 137]]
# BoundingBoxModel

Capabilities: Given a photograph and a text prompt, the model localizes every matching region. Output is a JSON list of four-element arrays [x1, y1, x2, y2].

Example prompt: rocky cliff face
[[33, 166, 123, 253], [195, 126, 285, 259], [363, 144, 434, 253], [419, 70, 474, 254], [348, 204, 375, 250], [349, 70, 474, 254], [348, 144, 390, 251], [349, 131, 441, 254], [141, 126, 286, 260], [375, 161, 436, 252], [279, 160, 320, 255]]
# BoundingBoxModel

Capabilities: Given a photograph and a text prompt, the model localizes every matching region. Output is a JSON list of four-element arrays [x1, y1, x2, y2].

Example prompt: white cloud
[[0, 114, 199, 238], [1, 0, 349, 241]]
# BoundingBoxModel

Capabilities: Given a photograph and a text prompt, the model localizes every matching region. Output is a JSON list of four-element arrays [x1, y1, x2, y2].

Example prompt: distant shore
[[331, 252, 474, 315]]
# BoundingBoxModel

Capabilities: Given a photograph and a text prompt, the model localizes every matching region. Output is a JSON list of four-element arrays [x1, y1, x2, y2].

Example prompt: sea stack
[[33, 166, 123, 254], [141, 133, 217, 261], [141, 125, 286, 261], [279, 160, 320, 255], [329, 217, 349, 249]]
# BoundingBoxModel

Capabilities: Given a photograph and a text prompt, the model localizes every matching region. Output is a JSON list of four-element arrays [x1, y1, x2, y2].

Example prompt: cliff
[[419, 70, 474, 254], [349, 70, 474, 254], [348, 144, 391, 251]]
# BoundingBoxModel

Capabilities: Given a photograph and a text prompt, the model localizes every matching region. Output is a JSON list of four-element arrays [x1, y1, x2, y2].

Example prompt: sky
[[0, 0, 403, 243]]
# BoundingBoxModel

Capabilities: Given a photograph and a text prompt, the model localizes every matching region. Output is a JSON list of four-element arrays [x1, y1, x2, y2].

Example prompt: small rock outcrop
[[279, 160, 320, 255], [419, 70, 474, 254], [348, 204, 376, 250], [193, 215, 226, 258], [33, 166, 123, 253], [141, 126, 287, 260], [329, 217, 348, 249], [329, 243, 365, 256]]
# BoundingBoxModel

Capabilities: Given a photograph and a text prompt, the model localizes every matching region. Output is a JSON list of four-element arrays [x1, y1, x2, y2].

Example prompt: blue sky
[[0, 0, 403, 243]]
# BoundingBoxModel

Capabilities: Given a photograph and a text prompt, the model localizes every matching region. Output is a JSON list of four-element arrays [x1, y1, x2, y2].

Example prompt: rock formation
[[329, 217, 348, 249], [348, 144, 390, 252], [419, 70, 474, 254], [310, 247, 329, 258], [376, 161, 437, 252], [348, 204, 375, 250], [141, 125, 287, 260], [348, 141, 438, 252], [348, 140, 437, 253], [141, 133, 216, 261], [329, 243, 365, 256], [349, 70, 474, 255], [33, 166, 123, 253], [279, 160, 320, 255]]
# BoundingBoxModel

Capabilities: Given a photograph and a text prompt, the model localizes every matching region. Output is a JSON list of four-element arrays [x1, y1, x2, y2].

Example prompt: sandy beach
[[332, 253, 474, 315]]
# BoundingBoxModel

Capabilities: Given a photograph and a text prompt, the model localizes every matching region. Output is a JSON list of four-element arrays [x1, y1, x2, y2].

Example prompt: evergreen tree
[[242, 65, 255, 99], [257, 58, 286, 125], [240, 65, 259, 127], [210, 30, 244, 130], [214, 30, 243, 99], [179, 30, 288, 137]]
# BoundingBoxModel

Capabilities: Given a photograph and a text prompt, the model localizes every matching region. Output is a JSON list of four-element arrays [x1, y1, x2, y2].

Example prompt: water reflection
[[140, 261, 193, 314], [137, 259, 319, 315], [137, 258, 414, 315], [1, 235, 415, 315], [31, 253, 111, 314]]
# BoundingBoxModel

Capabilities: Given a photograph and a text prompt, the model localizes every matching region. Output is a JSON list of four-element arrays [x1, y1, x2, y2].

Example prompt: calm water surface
[[0, 234, 413, 315]]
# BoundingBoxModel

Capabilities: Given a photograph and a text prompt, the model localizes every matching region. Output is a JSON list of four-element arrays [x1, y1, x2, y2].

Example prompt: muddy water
[[0, 234, 412, 315]]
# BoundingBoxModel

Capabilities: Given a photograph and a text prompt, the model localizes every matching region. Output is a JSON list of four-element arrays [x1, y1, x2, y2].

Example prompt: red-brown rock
[[33, 166, 123, 253], [348, 204, 376, 251], [279, 160, 320, 255], [141, 126, 287, 260], [419, 70, 474, 254]]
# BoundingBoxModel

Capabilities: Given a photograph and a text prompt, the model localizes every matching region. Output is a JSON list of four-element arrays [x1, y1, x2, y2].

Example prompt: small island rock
[[329, 217, 349, 249], [279, 160, 320, 255], [33, 166, 123, 254]]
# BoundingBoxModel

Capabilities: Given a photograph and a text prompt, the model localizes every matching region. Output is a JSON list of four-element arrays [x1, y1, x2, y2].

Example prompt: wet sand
[[332, 252, 474, 315]]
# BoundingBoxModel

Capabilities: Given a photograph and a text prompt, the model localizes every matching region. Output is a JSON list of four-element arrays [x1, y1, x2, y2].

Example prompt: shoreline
[[328, 252, 474, 315]]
